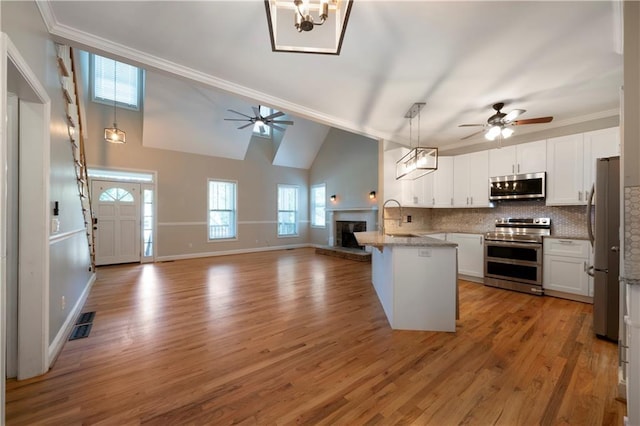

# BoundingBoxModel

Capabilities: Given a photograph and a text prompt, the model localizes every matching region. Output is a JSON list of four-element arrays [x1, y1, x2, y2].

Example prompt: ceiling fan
[[224, 105, 294, 133], [459, 102, 553, 141]]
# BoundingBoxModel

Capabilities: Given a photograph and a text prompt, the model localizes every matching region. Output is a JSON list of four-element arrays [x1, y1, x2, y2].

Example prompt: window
[[98, 187, 134, 202], [310, 184, 326, 227], [208, 180, 237, 240], [143, 189, 154, 257], [91, 54, 142, 110], [278, 185, 298, 237], [253, 106, 272, 138]]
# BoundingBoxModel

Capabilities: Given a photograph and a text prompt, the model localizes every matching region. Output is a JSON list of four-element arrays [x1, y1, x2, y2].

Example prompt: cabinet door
[[583, 127, 620, 196], [488, 145, 516, 177], [546, 134, 584, 205], [384, 147, 409, 201], [516, 140, 546, 174], [453, 154, 471, 207], [448, 233, 484, 278], [543, 255, 590, 296], [467, 151, 489, 207], [433, 156, 454, 207], [401, 173, 434, 207]]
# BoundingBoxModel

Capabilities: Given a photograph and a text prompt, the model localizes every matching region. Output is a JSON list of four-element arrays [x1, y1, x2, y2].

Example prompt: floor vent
[[69, 323, 92, 340], [76, 311, 95, 325]]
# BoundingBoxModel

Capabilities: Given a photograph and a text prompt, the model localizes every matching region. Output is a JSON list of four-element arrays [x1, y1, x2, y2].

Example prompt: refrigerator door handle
[[586, 183, 595, 248]]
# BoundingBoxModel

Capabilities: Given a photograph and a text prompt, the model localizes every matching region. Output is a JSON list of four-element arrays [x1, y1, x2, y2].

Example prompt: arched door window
[[99, 187, 134, 202]]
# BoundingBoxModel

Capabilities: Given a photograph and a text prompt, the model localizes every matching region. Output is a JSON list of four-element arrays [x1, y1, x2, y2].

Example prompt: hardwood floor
[[6, 248, 626, 425]]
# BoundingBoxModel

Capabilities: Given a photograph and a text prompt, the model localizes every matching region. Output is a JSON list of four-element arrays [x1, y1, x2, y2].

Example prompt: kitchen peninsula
[[354, 232, 458, 332]]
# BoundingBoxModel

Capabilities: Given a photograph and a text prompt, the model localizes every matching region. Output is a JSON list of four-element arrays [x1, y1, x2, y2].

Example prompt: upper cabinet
[[383, 147, 408, 201], [453, 151, 490, 207], [402, 172, 434, 207], [432, 156, 454, 207], [582, 127, 620, 197], [546, 127, 620, 206], [488, 140, 546, 177], [546, 134, 585, 205]]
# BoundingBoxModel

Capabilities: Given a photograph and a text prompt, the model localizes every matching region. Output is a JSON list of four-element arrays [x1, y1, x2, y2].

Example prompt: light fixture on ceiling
[[396, 102, 438, 180], [264, 0, 354, 55], [485, 125, 514, 141], [104, 59, 126, 144]]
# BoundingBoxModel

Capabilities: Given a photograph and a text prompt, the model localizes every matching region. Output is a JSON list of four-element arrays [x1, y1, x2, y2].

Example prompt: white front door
[[92, 180, 141, 266]]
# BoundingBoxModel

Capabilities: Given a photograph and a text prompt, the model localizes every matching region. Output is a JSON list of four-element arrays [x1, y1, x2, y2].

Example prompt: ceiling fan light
[[501, 127, 514, 138], [485, 126, 501, 141]]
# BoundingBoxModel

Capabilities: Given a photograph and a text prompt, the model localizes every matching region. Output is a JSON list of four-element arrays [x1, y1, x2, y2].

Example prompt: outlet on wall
[[61, 296, 66, 310]]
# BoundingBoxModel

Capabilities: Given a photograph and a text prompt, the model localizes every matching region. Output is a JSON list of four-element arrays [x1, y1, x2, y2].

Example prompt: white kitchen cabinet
[[582, 127, 620, 198], [447, 233, 484, 280], [432, 156, 454, 208], [453, 151, 490, 207], [488, 140, 546, 177], [543, 238, 591, 299], [383, 147, 408, 202], [545, 134, 585, 205], [402, 172, 434, 207]]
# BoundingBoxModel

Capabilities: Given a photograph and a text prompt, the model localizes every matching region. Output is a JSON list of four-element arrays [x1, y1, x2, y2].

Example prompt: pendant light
[[104, 59, 126, 144], [396, 102, 438, 180]]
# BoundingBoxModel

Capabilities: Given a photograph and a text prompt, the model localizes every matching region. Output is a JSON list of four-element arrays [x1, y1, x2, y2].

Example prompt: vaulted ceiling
[[39, 1, 622, 167]]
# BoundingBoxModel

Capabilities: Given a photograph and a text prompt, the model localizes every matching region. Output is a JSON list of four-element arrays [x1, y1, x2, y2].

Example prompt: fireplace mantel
[[326, 207, 378, 212]]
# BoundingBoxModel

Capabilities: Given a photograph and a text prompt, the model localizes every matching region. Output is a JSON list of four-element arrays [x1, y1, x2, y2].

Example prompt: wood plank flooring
[[6, 248, 626, 425]]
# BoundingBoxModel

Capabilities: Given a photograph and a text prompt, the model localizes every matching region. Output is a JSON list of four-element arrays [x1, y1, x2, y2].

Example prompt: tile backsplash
[[384, 200, 589, 238]]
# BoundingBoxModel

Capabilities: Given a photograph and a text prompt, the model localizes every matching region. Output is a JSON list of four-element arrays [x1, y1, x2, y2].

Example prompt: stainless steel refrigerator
[[587, 156, 620, 341]]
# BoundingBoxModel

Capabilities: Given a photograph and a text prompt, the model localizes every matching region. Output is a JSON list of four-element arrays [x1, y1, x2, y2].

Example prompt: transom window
[[278, 184, 299, 237], [310, 184, 326, 228], [91, 54, 143, 110], [208, 180, 237, 240], [99, 187, 134, 202]]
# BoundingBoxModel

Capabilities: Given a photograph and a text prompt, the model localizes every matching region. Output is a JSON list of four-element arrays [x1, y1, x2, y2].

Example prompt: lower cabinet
[[543, 238, 592, 301], [447, 233, 484, 280]]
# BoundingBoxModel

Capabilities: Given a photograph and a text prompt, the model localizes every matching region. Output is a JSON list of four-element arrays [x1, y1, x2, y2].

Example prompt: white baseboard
[[47, 272, 96, 367], [156, 243, 313, 262]]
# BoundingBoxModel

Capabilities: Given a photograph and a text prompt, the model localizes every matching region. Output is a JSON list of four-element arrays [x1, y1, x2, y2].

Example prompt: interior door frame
[[1, 33, 52, 418]]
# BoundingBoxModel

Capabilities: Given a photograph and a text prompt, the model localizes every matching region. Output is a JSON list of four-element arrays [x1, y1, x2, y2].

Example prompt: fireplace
[[327, 207, 378, 249], [336, 220, 366, 249]]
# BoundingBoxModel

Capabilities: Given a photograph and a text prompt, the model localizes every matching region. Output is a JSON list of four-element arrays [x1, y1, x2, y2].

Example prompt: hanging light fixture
[[264, 0, 353, 55], [104, 59, 126, 144], [396, 102, 438, 180]]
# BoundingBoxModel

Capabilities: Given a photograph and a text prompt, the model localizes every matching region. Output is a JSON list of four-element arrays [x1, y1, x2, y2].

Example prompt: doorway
[[91, 180, 141, 266]]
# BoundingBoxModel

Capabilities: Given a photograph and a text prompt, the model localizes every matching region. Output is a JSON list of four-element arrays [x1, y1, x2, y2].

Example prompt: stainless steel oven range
[[484, 218, 551, 296]]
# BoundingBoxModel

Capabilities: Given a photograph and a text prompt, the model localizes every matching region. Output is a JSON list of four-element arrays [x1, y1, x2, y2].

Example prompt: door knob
[[611, 246, 620, 253]]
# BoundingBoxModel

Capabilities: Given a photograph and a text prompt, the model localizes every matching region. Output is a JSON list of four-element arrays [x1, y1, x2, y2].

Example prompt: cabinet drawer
[[543, 238, 590, 258]]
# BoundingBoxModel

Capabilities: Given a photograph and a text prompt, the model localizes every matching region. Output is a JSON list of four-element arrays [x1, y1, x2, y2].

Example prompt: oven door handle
[[485, 240, 542, 250]]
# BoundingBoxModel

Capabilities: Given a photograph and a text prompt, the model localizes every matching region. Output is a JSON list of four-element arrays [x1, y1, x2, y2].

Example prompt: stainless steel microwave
[[489, 172, 546, 201]]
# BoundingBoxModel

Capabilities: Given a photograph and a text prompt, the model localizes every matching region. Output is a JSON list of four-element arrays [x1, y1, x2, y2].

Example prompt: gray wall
[[82, 67, 310, 258], [309, 128, 378, 246], [2, 1, 93, 345]]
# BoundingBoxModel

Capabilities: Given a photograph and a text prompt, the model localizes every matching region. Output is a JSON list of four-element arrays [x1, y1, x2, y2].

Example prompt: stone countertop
[[354, 231, 458, 248]]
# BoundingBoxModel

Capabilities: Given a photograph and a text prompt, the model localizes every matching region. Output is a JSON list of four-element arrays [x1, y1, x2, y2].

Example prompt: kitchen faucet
[[381, 198, 402, 235]]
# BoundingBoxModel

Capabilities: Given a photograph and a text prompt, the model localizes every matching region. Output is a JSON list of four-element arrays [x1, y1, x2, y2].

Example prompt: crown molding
[[35, 1, 392, 143]]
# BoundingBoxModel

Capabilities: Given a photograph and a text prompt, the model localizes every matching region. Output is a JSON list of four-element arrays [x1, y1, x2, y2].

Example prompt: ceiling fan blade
[[238, 122, 254, 130], [224, 118, 251, 122], [252, 106, 261, 118], [270, 124, 287, 132], [263, 111, 284, 120], [460, 129, 486, 140], [227, 109, 253, 119], [458, 124, 485, 127], [270, 120, 294, 125], [503, 109, 526, 123], [514, 116, 553, 125]]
